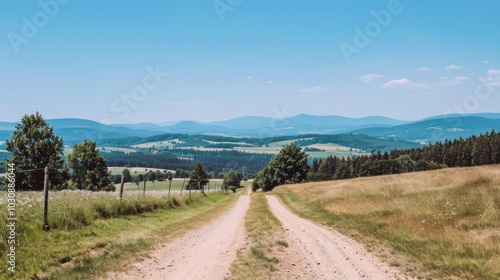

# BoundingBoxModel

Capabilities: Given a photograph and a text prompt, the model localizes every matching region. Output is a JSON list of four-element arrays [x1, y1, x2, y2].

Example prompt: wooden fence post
[[43, 166, 50, 231], [181, 178, 185, 195], [119, 176, 125, 200], [168, 177, 172, 196]]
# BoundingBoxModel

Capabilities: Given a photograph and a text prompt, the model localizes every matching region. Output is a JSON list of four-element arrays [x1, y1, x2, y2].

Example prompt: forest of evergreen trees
[[308, 130, 500, 181], [103, 149, 274, 176]]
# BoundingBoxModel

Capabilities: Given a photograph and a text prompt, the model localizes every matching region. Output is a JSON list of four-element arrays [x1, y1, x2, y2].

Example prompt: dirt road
[[266, 195, 412, 280], [111, 195, 250, 280], [109, 191, 411, 279]]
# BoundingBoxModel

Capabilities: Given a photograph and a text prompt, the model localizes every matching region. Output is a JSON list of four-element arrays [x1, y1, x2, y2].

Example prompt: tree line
[[103, 149, 273, 176], [116, 164, 244, 194], [3, 113, 115, 191], [252, 130, 500, 192], [308, 130, 500, 181]]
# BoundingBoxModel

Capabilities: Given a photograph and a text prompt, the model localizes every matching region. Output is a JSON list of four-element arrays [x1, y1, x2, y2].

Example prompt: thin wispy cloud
[[164, 100, 213, 106], [359, 73, 384, 83], [433, 76, 468, 86], [482, 60, 491, 64], [413, 67, 433, 72], [444, 65, 464, 70], [298, 86, 334, 93], [245, 76, 253, 80], [380, 78, 428, 89], [485, 69, 500, 87]]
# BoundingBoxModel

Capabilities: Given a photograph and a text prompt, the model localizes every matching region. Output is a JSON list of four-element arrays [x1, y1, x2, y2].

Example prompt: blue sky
[[1, 0, 499, 124]]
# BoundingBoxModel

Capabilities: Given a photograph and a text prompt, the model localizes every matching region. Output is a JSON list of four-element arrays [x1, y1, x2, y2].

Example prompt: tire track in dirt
[[266, 195, 415, 280], [109, 194, 250, 280]]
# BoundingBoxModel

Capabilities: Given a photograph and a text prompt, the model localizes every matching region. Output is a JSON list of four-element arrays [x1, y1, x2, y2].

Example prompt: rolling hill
[[353, 116, 500, 144], [1, 113, 499, 145]]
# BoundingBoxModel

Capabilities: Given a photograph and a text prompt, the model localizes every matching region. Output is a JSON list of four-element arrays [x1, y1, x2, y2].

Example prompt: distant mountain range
[[1, 113, 500, 145]]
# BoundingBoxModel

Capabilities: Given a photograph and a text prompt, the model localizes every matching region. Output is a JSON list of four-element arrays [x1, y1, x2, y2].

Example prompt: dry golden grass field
[[275, 165, 500, 279]]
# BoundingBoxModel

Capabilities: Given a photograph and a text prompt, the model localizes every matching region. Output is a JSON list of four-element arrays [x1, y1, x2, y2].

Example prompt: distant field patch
[[234, 146, 282, 154], [308, 143, 361, 152], [202, 140, 255, 146], [132, 139, 184, 149], [234, 143, 367, 158], [305, 143, 368, 158], [108, 166, 175, 175], [267, 138, 313, 147], [98, 147, 137, 154], [178, 146, 230, 152]]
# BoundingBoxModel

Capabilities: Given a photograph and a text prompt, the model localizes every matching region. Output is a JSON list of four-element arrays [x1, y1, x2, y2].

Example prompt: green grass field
[[121, 179, 226, 192], [121, 178, 252, 193], [0, 189, 238, 279]]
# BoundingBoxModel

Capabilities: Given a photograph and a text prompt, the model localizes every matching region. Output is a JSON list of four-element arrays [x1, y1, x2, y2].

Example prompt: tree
[[254, 144, 309, 191], [5, 113, 69, 190], [472, 134, 492, 165], [223, 170, 241, 191], [133, 174, 143, 190], [175, 168, 189, 178], [396, 154, 416, 173], [148, 170, 156, 186], [134, 174, 142, 190], [66, 140, 115, 191], [188, 163, 209, 190], [155, 170, 164, 181], [122, 168, 132, 182], [333, 162, 351, 179]]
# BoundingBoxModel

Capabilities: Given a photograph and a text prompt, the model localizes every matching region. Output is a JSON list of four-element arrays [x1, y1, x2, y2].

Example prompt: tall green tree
[[66, 140, 115, 191], [254, 144, 309, 191], [333, 162, 351, 179], [148, 170, 156, 186], [188, 162, 209, 190], [252, 166, 272, 192], [133, 174, 144, 190], [5, 113, 69, 190], [155, 170, 164, 181], [396, 154, 416, 173], [122, 168, 132, 182], [223, 170, 242, 189]]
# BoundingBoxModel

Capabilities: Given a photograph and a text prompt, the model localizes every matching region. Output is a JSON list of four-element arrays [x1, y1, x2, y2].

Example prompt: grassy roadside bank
[[0, 191, 238, 280], [273, 165, 500, 279], [229, 190, 288, 279]]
